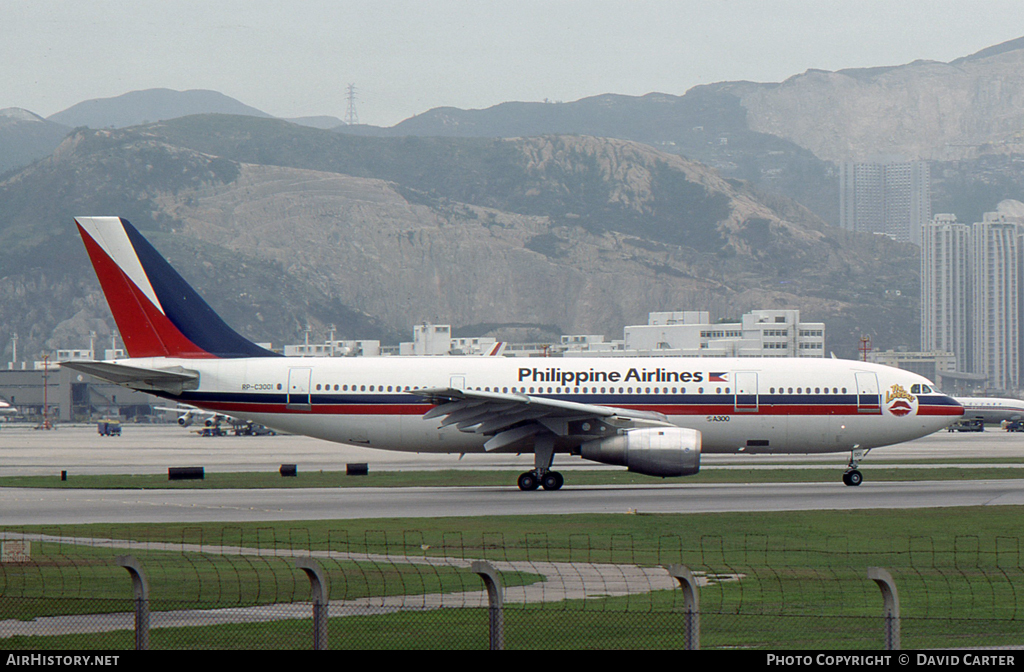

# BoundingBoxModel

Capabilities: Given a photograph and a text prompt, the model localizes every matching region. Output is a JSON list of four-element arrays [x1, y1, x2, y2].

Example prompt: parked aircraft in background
[[954, 397, 1024, 424], [155, 404, 229, 429], [63, 217, 963, 490], [0, 399, 16, 414]]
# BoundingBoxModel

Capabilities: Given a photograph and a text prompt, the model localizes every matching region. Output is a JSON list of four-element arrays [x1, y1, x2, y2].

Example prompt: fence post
[[295, 558, 330, 650], [115, 555, 149, 651], [868, 567, 900, 651], [666, 564, 700, 650], [471, 560, 504, 650]]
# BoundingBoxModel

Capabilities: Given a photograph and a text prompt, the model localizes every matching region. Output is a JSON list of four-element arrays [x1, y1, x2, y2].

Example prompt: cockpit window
[[911, 384, 921, 394], [923, 384, 933, 393]]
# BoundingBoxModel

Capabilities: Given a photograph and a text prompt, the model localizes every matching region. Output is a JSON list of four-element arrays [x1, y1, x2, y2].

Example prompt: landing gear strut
[[843, 447, 869, 487], [518, 434, 564, 491]]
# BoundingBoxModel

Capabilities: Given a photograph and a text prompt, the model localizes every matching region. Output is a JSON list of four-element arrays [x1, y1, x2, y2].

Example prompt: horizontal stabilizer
[[61, 361, 199, 395]]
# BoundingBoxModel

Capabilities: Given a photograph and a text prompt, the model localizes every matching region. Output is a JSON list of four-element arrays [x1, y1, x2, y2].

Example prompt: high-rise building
[[921, 214, 971, 371], [920, 210, 1024, 393], [840, 160, 931, 245], [970, 213, 1020, 391]]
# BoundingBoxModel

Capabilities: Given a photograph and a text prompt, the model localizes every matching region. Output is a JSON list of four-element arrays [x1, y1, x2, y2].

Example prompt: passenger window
[[797, 388, 802, 394], [815, 387, 820, 394]]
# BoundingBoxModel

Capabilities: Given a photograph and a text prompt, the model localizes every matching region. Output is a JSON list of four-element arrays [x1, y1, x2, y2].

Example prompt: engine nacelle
[[177, 413, 194, 427], [580, 427, 701, 477]]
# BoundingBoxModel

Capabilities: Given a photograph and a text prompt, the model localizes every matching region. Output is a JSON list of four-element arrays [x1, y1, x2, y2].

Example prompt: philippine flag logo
[[709, 372, 728, 382]]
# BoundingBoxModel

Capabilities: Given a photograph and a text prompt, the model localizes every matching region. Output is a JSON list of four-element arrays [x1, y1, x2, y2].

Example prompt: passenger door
[[734, 372, 758, 412], [855, 372, 881, 415], [287, 367, 312, 411]]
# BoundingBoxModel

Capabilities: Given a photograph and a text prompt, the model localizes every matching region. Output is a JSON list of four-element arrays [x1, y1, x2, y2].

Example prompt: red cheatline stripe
[[194, 401, 959, 417]]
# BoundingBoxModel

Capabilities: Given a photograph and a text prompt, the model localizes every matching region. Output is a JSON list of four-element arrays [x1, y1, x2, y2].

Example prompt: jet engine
[[177, 412, 195, 427], [580, 427, 701, 477]]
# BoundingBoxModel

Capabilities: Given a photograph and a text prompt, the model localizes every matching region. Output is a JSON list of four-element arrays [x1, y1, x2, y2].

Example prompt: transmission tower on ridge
[[344, 83, 359, 125]]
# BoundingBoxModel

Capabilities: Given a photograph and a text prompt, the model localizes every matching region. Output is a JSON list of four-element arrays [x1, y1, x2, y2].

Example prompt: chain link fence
[[1, 529, 1022, 650]]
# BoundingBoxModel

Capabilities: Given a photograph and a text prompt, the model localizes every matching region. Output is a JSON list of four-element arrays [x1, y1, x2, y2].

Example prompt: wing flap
[[413, 387, 673, 442]]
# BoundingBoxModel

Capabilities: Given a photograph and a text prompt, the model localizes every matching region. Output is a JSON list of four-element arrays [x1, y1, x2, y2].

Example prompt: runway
[[1, 424, 1023, 524], [3, 423, 1024, 476], [2, 479, 1024, 525]]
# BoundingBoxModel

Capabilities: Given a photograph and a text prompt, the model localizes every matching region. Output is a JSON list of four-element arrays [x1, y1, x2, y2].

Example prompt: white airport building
[[564, 310, 825, 358]]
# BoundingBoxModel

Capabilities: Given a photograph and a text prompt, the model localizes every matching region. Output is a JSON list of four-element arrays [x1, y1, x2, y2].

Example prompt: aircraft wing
[[60, 361, 199, 395], [413, 387, 672, 451]]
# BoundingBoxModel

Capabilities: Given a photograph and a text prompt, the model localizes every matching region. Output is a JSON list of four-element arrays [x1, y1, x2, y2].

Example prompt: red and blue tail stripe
[[75, 217, 278, 359]]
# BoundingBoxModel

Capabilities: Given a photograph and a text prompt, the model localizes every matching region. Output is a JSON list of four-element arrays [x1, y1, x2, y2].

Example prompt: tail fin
[[75, 217, 278, 359]]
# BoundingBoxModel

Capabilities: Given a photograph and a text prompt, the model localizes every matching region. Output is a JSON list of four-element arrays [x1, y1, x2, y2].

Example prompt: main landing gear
[[518, 434, 564, 491], [842, 448, 869, 487], [517, 470, 564, 491]]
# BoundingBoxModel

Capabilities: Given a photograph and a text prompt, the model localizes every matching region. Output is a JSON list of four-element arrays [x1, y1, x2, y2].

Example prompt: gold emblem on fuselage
[[884, 384, 916, 417]]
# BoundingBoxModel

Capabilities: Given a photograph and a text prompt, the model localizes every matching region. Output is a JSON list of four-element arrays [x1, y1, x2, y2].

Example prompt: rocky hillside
[[0, 117, 918, 363], [711, 36, 1024, 162]]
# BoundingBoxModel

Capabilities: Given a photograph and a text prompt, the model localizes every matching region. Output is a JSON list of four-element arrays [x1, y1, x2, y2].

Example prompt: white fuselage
[[124, 355, 961, 456], [954, 397, 1024, 423]]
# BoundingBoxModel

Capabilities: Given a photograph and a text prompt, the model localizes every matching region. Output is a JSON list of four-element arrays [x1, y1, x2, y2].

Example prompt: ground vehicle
[[947, 419, 984, 432], [97, 420, 121, 436]]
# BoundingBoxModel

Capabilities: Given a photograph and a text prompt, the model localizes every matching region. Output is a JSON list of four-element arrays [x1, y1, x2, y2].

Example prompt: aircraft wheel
[[843, 470, 863, 487], [518, 471, 540, 491], [542, 471, 564, 491]]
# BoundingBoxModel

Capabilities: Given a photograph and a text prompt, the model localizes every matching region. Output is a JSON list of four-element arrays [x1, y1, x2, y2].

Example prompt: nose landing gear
[[843, 447, 869, 486]]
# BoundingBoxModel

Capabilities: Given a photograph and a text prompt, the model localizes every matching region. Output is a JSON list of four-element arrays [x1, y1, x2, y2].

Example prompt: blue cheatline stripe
[[175, 391, 880, 409], [120, 219, 279, 359]]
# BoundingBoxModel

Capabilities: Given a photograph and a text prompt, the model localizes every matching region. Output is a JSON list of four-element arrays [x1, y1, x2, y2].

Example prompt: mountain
[[0, 115, 917, 364], [284, 116, 346, 130], [47, 88, 272, 129], [341, 89, 840, 226], [708, 36, 1024, 162], [0, 109, 70, 175]]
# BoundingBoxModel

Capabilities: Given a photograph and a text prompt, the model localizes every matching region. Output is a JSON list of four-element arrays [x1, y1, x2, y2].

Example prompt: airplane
[[0, 399, 16, 415], [62, 217, 964, 489], [953, 397, 1024, 424], [155, 404, 230, 429]]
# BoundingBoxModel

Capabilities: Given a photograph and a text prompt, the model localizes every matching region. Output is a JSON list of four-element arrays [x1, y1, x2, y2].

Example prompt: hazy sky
[[3, 1, 1024, 126]]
